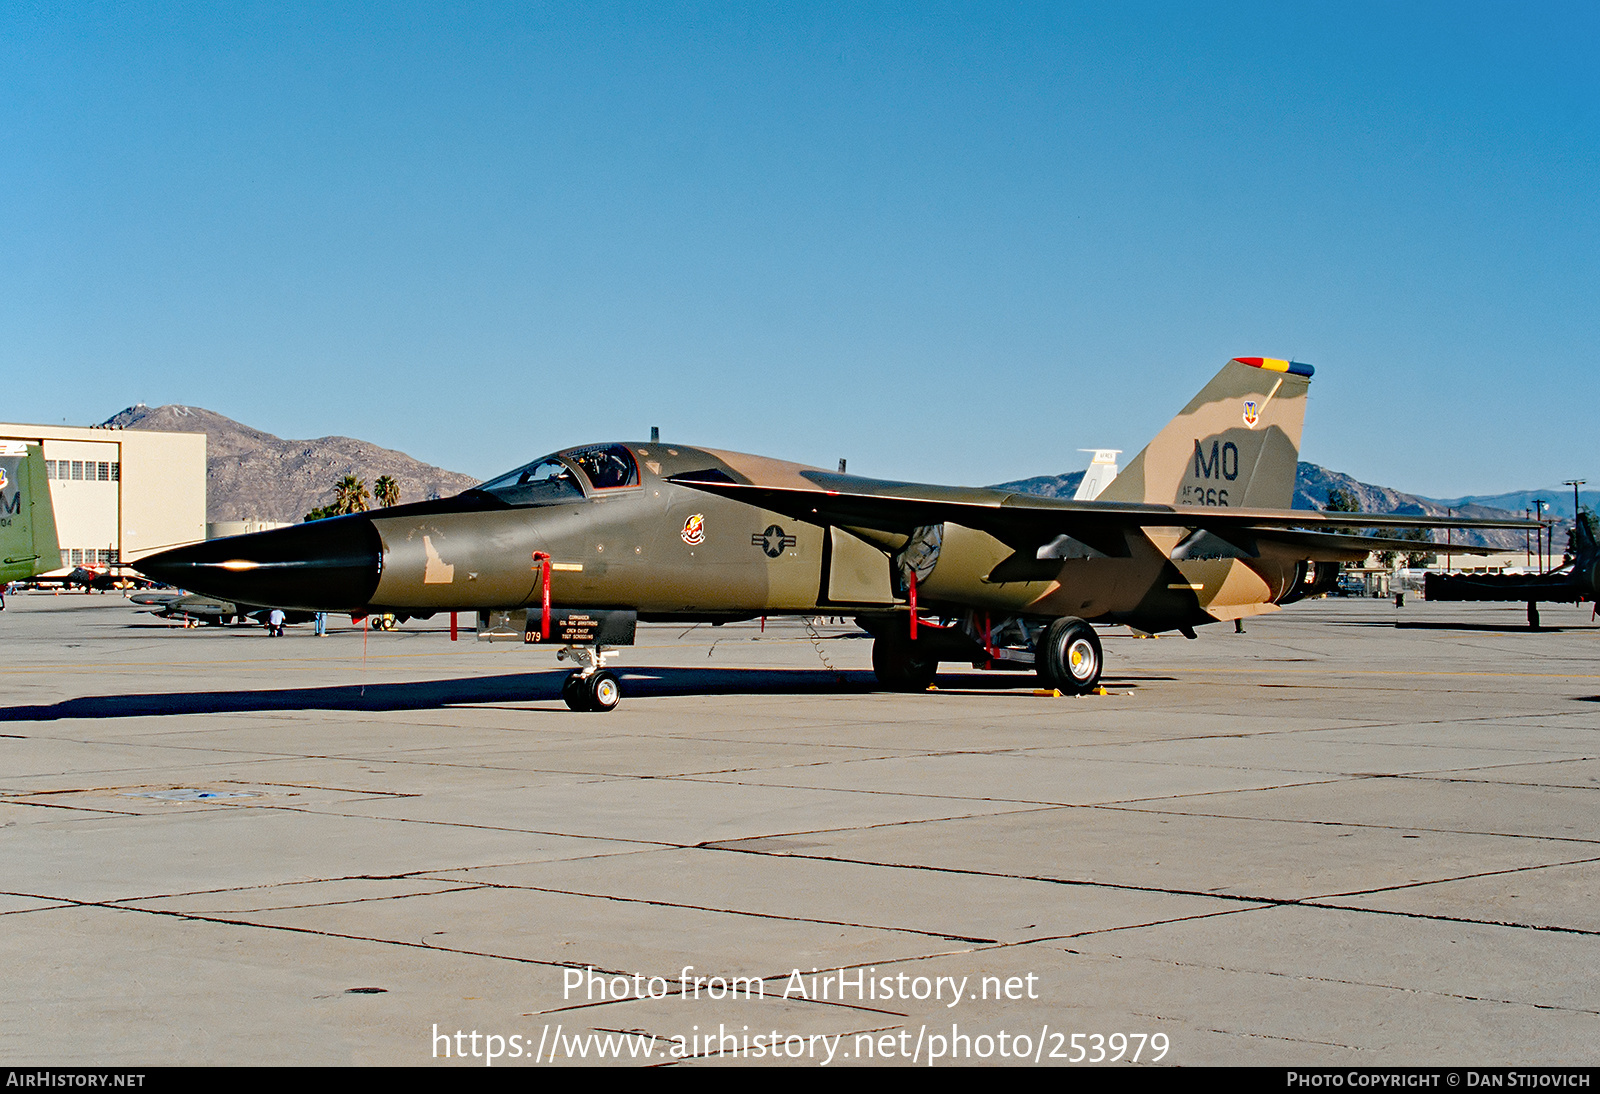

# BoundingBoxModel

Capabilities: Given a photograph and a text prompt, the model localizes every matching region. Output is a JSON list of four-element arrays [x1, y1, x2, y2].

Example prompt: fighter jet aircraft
[[128, 589, 315, 627], [135, 357, 1535, 711], [0, 441, 62, 585], [1424, 511, 1598, 628]]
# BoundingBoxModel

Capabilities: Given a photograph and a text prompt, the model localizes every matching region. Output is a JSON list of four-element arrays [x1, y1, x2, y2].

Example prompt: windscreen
[[475, 456, 587, 507]]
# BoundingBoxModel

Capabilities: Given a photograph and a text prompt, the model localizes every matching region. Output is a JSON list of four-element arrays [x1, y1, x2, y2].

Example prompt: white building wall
[[39, 437, 121, 566], [0, 423, 206, 569], [118, 429, 206, 560]]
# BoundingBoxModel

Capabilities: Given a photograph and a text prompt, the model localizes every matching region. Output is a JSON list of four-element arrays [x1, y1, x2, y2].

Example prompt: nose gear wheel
[[562, 669, 621, 712]]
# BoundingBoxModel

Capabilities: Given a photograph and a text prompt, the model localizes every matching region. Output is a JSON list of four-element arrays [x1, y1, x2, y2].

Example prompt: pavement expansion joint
[[1018, 905, 1277, 945], [1393, 774, 1600, 792], [1100, 801, 1600, 845], [461, 878, 1000, 944], [1203, 1027, 1367, 1052], [704, 842, 1600, 942], [1300, 900, 1600, 940], [30, 893, 610, 969], [1119, 951, 1600, 1017]]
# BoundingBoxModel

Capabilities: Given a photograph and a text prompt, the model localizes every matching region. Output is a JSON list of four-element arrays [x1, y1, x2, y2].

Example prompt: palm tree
[[373, 475, 400, 508], [333, 476, 370, 515]]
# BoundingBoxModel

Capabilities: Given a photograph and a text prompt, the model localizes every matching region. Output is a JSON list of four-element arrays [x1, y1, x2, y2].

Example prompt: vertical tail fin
[[0, 442, 62, 582], [1096, 357, 1312, 510], [1072, 449, 1122, 501]]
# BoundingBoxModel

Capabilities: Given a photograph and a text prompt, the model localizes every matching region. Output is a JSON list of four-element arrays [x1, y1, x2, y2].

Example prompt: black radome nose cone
[[136, 517, 382, 611]]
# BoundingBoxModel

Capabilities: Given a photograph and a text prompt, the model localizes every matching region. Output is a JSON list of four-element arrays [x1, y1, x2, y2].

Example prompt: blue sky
[[3, 2, 1594, 496]]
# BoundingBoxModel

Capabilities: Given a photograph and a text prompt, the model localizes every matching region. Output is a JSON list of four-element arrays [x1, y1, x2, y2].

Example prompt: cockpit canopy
[[475, 444, 639, 507], [567, 444, 639, 489]]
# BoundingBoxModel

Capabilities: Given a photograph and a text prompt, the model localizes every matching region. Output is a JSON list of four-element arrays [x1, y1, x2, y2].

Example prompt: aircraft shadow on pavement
[[0, 667, 1144, 721]]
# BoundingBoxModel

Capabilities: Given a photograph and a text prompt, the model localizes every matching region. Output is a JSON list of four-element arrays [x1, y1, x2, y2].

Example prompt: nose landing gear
[[562, 668, 621, 712], [557, 645, 622, 712]]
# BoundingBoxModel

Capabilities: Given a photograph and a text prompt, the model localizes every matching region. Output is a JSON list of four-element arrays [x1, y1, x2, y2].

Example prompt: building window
[[97, 462, 110, 481], [45, 460, 55, 478], [71, 461, 84, 480], [97, 549, 112, 565], [60, 549, 69, 568], [71, 548, 83, 565], [110, 462, 120, 482]]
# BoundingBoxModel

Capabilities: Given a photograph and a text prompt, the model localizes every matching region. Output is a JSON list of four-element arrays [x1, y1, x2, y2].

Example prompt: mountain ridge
[[105, 404, 481, 523]]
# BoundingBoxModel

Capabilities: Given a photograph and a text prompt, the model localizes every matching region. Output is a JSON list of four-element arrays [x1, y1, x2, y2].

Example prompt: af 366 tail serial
[[136, 358, 1534, 711]]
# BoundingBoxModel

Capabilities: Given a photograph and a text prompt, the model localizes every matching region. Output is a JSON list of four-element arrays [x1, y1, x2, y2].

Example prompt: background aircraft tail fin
[[1072, 449, 1121, 501], [0, 442, 63, 583], [1096, 357, 1313, 509]]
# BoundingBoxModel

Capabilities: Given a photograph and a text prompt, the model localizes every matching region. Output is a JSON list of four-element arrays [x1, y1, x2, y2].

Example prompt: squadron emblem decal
[[752, 524, 796, 558], [680, 513, 706, 545], [1242, 400, 1260, 428], [0, 468, 8, 491]]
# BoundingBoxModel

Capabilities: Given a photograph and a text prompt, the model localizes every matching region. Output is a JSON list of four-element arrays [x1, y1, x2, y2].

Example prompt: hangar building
[[0, 422, 206, 571]]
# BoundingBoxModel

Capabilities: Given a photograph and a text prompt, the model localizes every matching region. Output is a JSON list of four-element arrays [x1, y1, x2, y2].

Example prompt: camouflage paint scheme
[[136, 358, 1536, 704]]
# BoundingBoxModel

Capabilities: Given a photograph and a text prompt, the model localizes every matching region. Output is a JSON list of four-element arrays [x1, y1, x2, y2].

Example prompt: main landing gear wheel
[[563, 670, 621, 712], [587, 670, 621, 712], [871, 637, 938, 692], [561, 672, 588, 711], [1035, 617, 1102, 694]]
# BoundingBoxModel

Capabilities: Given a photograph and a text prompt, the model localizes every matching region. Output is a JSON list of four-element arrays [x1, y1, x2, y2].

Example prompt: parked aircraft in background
[[129, 590, 314, 628], [1073, 449, 1121, 501], [136, 357, 1535, 711], [1426, 513, 1598, 628], [27, 565, 158, 592]]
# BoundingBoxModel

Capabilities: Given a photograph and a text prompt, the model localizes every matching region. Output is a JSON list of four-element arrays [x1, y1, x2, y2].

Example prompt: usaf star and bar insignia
[[752, 524, 796, 558]]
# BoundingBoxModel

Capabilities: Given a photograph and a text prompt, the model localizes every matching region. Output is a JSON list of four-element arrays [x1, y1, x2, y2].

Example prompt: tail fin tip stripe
[[1233, 357, 1314, 379]]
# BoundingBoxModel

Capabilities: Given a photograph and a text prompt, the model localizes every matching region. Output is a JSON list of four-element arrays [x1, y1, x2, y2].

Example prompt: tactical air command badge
[[1242, 400, 1259, 428], [680, 513, 706, 545]]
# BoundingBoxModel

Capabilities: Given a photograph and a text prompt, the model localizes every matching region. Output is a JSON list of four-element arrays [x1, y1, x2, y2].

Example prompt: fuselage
[[137, 440, 1320, 634]]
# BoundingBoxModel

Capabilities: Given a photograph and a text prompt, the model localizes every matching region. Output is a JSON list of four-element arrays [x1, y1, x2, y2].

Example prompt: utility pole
[[1533, 499, 1548, 571]]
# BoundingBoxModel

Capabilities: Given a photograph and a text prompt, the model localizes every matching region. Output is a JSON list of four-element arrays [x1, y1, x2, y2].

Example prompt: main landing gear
[[867, 613, 1104, 695], [1034, 617, 1103, 694], [557, 644, 621, 712], [871, 635, 939, 691]]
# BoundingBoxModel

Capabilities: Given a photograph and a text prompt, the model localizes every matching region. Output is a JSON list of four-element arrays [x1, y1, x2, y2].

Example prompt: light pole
[[1533, 499, 1548, 571], [1563, 480, 1586, 563]]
